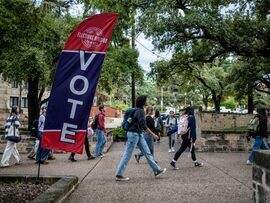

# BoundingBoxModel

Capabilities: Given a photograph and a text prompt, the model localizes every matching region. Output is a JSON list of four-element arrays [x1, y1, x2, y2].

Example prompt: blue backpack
[[122, 108, 137, 131]]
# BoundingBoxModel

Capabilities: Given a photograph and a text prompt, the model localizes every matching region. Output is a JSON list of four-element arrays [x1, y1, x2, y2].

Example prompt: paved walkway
[[0, 139, 253, 203]]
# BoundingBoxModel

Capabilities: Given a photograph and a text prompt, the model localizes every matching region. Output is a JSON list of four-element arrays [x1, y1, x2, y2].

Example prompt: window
[[11, 80, 18, 88], [21, 97, 28, 108], [10, 97, 19, 107]]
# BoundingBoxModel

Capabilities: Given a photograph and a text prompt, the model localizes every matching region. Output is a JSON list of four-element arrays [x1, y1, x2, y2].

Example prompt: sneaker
[[172, 148, 175, 152], [155, 168, 167, 177], [116, 175, 130, 181], [0, 163, 10, 168], [168, 149, 172, 153], [134, 154, 140, 163], [37, 160, 49, 165], [170, 161, 179, 170], [48, 156, 56, 160], [68, 157, 77, 162], [246, 160, 252, 165], [27, 155, 35, 160], [194, 161, 203, 167], [87, 156, 95, 160]]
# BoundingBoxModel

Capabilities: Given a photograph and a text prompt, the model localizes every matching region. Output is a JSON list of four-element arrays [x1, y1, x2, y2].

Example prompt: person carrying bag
[[1, 106, 21, 167]]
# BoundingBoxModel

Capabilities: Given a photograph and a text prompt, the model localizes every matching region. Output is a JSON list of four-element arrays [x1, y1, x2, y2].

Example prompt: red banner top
[[64, 13, 119, 52]]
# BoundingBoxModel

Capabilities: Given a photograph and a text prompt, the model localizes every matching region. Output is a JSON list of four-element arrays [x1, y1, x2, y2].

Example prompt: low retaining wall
[[253, 151, 270, 202], [0, 129, 113, 155], [197, 131, 252, 152]]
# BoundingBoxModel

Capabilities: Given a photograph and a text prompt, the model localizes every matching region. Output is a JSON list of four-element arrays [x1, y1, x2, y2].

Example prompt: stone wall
[[0, 128, 113, 154], [199, 112, 254, 131], [253, 150, 270, 202], [197, 131, 252, 152]]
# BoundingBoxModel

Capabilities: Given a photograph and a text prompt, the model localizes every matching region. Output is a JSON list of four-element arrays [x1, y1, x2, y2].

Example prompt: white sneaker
[[246, 160, 252, 165], [0, 163, 10, 168], [172, 148, 175, 152], [168, 149, 172, 153]]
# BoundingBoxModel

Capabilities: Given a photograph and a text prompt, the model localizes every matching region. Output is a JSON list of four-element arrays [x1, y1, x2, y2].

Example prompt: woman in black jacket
[[134, 106, 158, 163], [247, 108, 268, 165]]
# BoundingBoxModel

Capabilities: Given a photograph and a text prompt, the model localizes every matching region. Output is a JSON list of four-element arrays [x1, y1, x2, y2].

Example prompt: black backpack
[[30, 119, 39, 138], [91, 114, 99, 130]]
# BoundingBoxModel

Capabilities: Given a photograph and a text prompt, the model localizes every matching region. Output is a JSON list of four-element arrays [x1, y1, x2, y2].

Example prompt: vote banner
[[41, 13, 118, 154]]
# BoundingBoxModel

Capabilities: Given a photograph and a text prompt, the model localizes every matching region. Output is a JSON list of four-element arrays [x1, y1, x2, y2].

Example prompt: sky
[[135, 33, 172, 72], [69, 4, 172, 72]]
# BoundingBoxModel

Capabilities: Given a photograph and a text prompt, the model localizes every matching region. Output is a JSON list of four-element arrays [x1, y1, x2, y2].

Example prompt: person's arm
[[98, 114, 106, 133], [137, 110, 158, 140], [189, 116, 196, 142]]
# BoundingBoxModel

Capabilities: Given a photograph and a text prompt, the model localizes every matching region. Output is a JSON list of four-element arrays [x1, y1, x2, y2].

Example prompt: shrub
[[112, 127, 126, 141]]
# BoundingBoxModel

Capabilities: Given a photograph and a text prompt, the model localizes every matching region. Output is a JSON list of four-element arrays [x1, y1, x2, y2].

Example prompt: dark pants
[[36, 131, 50, 163], [70, 135, 91, 158], [173, 137, 196, 161]]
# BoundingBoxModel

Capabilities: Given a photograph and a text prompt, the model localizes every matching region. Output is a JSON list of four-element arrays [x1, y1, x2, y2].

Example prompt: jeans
[[36, 131, 50, 163], [248, 136, 263, 162], [169, 133, 176, 149], [137, 132, 154, 158], [116, 131, 161, 176], [95, 129, 107, 157]]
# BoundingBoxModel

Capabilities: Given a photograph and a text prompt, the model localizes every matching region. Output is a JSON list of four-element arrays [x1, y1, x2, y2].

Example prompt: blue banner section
[[44, 51, 105, 131]]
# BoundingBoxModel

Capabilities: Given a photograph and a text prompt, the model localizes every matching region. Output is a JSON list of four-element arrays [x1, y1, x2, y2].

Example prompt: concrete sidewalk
[[0, 139, 253, 202]]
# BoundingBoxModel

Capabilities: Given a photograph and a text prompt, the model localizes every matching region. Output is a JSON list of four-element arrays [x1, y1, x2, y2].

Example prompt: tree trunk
[[202, 95, 209, 111], [27, 76, 40, 130], [212, 91, 221, 112], [248, 90, 254, 114]]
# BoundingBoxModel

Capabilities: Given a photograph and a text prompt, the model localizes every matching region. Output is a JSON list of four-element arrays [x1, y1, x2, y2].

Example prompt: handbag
[[6, 117, 21, 143]]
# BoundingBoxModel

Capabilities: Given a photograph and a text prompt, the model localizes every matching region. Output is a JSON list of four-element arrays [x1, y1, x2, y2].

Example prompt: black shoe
[[87, 156, 95, 160], [134, 154, 140, 163], [170, 161, 179, 170], [154, 168, 167, 177], [194, 161, 203, 167], [68, 157, 77, 162], [116, 175, 130, 181]]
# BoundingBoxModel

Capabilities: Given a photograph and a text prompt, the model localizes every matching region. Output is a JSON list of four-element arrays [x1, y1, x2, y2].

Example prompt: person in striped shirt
[[1, 106, 21, 167]]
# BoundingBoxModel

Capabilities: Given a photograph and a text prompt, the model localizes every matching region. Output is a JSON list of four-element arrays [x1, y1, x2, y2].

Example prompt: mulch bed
[[0, 181, 49, 203]]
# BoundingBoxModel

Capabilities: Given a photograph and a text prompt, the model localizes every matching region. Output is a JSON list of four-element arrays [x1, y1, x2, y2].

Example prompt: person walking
[[115, 95, 167, 181], [246, 108, 268, 165], [170, 107, 203, 169], [134, 106, 158, 163], [154, 110, 163, 142], [36, 106, 51, 164], [94, 105, 107, 158], [69, 118, 95, 161], [166, 111, 177, 153], [1, 106, 21, 167]]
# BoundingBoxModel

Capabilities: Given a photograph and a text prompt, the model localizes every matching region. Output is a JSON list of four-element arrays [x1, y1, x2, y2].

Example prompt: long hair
[[10, 106, 18, 117], [135, 95, 147, 108], [146, 106, 154, 115], [257, 108, 268, 122], [155, 110, 160, 118], [183, 106, 194, 116]]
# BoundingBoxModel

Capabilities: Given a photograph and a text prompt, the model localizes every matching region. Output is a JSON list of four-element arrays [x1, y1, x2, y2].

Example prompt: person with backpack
[[170, 107, 203, 169], [115, 95, 167, 181], [154, 110, 163, 142], [134, 106, 158, 163], [246, 108, 268, 165], [1, 106, 21, 167], [94, 105, 107, 158], [165, 111, 178, 153]]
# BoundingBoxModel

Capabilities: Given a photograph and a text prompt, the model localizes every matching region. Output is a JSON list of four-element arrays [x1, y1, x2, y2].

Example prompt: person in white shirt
[[165, 111, 178, 153]]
